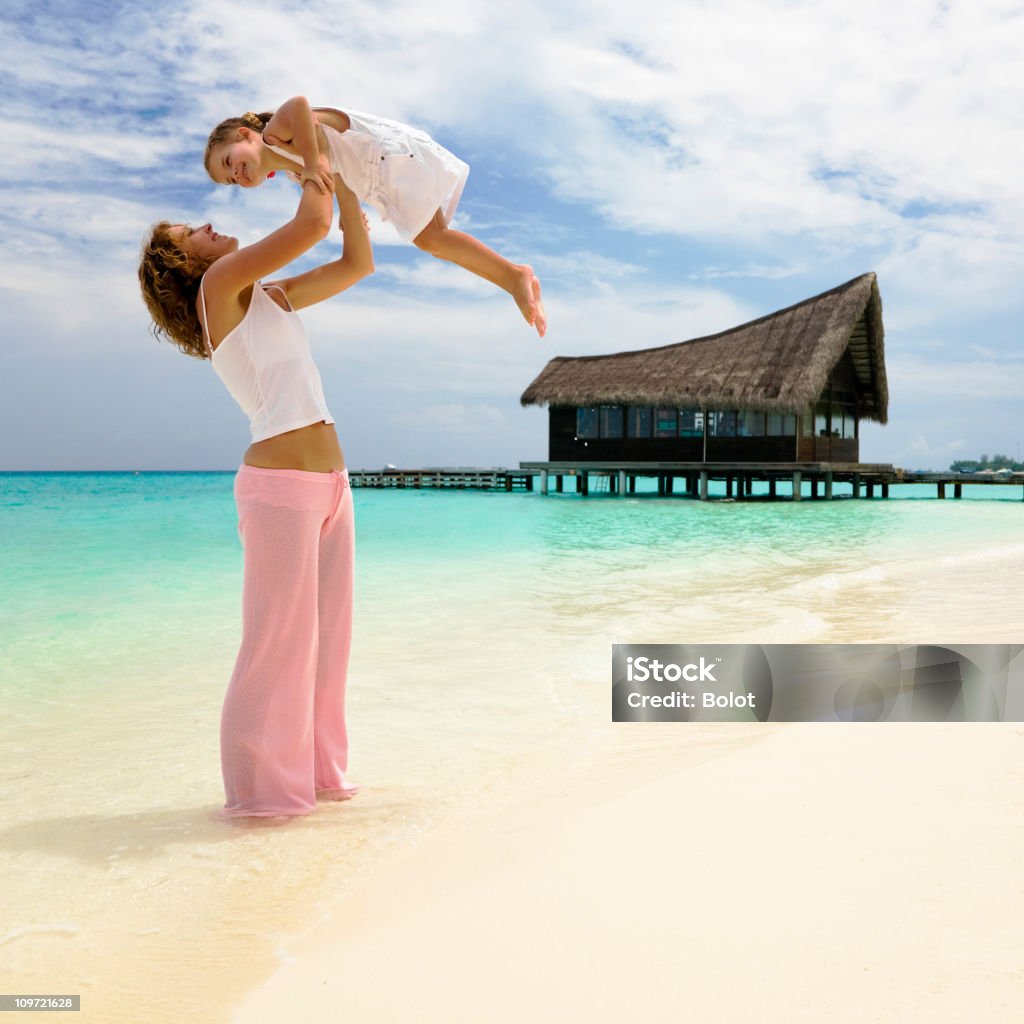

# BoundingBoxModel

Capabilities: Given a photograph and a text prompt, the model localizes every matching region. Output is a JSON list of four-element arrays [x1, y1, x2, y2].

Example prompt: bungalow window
[[627, 406, 652, 438], [678, 409, 703, 437], [737, 411, 765, 437], [576, 407, 599, 439], [830, 404, 846, 438], [767, 413, 796, 435], [600, 405, 624, 438], [814, 402, 829, 437], [654, 408, 678, 438], [709, 411, 737, 437], [832, 404, 857, 440]]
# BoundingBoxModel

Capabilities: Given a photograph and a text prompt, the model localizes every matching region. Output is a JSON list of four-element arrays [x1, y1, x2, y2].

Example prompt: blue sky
[[2, 0, 1022, 471]]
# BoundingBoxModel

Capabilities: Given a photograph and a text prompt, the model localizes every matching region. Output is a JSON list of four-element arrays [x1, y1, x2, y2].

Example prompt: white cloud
[[888, 354, 1024, 401], [899, 434, 977, 468], [398, 402, 510, 437]]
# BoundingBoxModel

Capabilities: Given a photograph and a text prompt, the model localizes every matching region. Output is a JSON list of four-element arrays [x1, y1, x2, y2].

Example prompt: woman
[[138, 172, 373, 820]]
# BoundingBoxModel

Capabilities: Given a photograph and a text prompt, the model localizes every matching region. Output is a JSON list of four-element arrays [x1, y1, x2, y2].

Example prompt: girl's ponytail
[[241, 110, 272, 131]]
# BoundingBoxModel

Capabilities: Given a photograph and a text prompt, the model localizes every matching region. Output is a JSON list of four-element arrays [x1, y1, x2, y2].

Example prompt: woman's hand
[[339, 207, 371, 233], [301, 154, 336, 195], [334, 178, 368, 232]]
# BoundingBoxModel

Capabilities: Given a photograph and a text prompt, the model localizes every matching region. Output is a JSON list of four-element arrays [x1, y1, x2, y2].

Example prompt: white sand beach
[[230, 542, 1024, 1024], [233, 721, 1024, 1023], [6, 493, 1024, 1024]]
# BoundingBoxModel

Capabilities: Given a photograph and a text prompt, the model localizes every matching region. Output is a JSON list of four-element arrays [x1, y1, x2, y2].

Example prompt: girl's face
[[209, 127, 268, 188]]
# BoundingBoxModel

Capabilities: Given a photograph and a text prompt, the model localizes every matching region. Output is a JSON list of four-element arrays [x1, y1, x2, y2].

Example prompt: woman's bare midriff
[[242, 421, 346, 473]]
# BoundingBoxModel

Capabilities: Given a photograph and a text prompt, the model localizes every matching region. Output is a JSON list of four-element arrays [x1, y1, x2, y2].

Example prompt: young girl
[[204, 96, 547, 337]]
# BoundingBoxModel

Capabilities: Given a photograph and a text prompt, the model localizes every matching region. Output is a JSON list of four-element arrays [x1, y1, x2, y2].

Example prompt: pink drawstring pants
[[218, 464, 359, 818]]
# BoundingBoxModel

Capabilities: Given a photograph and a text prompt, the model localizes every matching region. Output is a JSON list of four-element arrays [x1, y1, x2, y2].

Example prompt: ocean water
[[2, 471, 1022, 1022]]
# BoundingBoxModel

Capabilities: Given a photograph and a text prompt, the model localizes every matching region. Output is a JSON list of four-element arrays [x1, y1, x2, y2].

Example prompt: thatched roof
[[521, 273, 888, 423]]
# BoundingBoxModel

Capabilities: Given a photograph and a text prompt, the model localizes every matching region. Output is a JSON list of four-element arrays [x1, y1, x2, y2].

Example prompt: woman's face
[[208, 127, 268, 187], [170, 223, 238, 260]]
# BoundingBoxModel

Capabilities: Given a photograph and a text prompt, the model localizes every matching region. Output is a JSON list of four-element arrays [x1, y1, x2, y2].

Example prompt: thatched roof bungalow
[[521, 272, 887, 465]]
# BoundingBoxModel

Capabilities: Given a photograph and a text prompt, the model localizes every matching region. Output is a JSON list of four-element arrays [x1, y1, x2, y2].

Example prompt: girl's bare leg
[[413, 210, 547, 337]]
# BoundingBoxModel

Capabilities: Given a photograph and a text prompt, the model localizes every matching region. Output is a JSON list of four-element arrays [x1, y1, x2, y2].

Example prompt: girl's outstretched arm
[[264, 95, 334, 194], [266, 181, 374, 310]]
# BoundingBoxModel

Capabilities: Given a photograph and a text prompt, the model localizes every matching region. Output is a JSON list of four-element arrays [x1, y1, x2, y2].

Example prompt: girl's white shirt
[[266, 107, 470, 242]]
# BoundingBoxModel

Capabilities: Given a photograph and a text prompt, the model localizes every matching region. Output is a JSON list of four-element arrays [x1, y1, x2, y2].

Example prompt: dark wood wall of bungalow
[[548, 352, 864, 464]]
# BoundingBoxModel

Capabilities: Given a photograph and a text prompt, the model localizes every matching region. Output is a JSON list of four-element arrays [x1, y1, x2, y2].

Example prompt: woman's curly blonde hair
[[138, 221, 216, 359]]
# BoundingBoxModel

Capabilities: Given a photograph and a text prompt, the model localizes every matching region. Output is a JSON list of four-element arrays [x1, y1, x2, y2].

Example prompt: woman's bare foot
[[316, 782, 361, 801], [511, 265, 539, 332]]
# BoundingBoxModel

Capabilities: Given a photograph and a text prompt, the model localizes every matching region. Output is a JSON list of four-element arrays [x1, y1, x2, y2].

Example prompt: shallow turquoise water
[[3, 471, 1022, 706]]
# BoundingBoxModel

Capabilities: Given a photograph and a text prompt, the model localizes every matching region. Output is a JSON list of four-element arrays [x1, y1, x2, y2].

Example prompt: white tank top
[[198, 277, 335, 443]]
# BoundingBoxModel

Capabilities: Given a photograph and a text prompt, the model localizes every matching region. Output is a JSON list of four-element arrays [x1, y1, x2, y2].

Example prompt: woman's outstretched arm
[[203, 176, 335, 306], [267, 181, 374, 310]]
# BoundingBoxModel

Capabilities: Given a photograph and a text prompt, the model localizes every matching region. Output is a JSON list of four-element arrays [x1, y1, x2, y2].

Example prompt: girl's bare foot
[[531, 275, 547, 338], [511, 265, 539, 332]]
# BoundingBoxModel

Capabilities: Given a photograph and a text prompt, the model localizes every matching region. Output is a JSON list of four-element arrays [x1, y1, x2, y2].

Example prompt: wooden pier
[[348, 463, 1024, 499], [349, 467, 535, 491]]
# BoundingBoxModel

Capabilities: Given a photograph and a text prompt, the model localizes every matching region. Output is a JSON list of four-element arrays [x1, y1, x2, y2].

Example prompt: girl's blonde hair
[[137, 221, 216, 359], [203, 111, 273, 180]]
